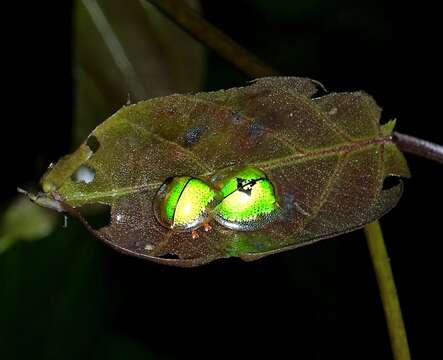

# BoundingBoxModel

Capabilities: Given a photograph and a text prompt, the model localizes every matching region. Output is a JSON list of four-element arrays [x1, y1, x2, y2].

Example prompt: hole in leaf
[[382, 176, 401, 190], [86, 135, 100, 153], [159, 253, 180, 260], [77, 203, 111, 230], [71, 165, 96, 183]]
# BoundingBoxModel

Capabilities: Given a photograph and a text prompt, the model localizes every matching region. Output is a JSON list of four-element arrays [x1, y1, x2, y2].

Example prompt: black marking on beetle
[[248, 121, 266, 138], [235, 177, 267, 196], [236, 178, 254, 196], [183, 125, 208, 147]]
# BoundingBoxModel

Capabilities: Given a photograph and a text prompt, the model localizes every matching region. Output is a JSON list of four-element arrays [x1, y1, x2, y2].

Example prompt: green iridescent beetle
[[212, 166, 280, 231], [153, 176, 220, 238]]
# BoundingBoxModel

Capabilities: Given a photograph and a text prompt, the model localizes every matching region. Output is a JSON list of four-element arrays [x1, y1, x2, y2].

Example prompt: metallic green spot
[[154, 176, 219, 230], [163, 177, 189, 221], [213, 167, 279, 230]]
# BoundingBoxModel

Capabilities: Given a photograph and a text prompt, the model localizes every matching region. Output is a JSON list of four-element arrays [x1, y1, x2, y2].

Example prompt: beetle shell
[[213, 167, 280, 231], [153, 176, 219, 231]]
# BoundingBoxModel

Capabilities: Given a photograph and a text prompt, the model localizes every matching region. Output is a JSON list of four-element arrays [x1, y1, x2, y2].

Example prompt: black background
[[1, 1, 442, 359]]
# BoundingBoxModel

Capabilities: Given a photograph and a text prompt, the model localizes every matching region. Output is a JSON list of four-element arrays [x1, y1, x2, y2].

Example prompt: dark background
[[1, 0, 442, 359]]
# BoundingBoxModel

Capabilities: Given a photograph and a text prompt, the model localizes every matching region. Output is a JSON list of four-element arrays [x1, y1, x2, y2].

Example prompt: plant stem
[[148, 1, 412, 358], [147, 0, 277, 78], [394, 131, 443, 164], [364, 221, 411, 360]]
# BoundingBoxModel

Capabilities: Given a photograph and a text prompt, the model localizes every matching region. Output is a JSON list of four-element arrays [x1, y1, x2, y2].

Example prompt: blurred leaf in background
[[75, 0, 206, 143], [0, 217, 160, 360], [0, 197, 58, 254]]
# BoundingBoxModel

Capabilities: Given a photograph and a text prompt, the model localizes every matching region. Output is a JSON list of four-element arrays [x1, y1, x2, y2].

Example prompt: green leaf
[[381, 118, 396, 136], [0, 196, 57, 254], [36, 77, 410, 267]]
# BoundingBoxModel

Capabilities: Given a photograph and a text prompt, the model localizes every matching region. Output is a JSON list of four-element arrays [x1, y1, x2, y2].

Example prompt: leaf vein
[[125, 119, 211, 172], [189, 96, 307, 154]]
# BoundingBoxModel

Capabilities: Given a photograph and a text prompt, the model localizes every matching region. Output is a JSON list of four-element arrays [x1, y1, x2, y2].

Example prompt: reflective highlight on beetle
[[153, 167, 280, 237], [153, 176, 219, 237], [213, 167, 280, 231]]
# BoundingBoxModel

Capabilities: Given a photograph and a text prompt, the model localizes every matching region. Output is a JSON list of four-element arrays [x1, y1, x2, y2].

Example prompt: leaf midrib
[[62, 136, 389, 203]]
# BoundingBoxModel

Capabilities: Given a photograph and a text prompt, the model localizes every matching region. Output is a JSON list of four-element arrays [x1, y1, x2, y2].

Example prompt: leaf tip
[[381, 118, 397, 136], [17, 188, 65, 213]]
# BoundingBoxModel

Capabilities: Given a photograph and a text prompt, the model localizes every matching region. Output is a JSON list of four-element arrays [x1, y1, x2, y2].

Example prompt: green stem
[[364, 221, 411, 360], [147, 0, 277, 78], [148, 1, 411, 358]]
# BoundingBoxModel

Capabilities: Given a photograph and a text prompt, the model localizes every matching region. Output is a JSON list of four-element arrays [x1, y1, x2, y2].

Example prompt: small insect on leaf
[[153, 176, 220, 231], [212, 166, 280, 231], [32, 77, 410, 267]]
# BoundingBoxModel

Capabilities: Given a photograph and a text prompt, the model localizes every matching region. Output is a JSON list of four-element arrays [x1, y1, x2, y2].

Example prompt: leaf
[[36, 77, 410, 267], [0, 196, 57, 254], [74, 0, 205, 143]]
